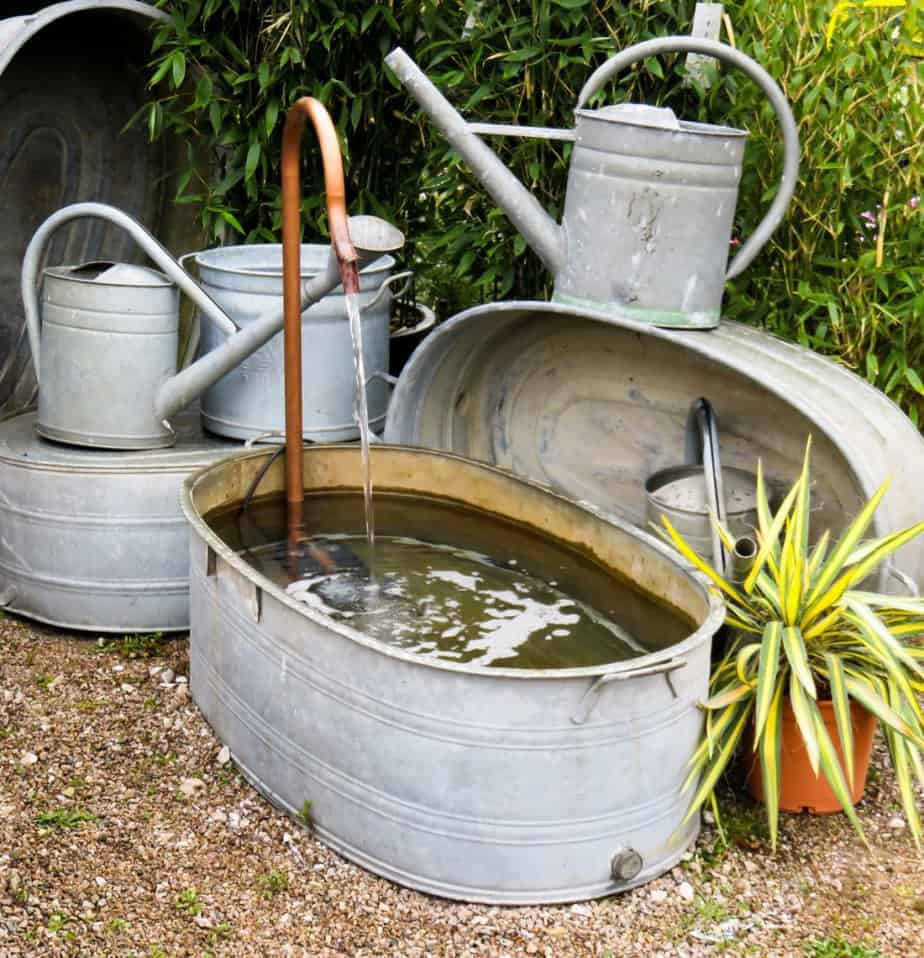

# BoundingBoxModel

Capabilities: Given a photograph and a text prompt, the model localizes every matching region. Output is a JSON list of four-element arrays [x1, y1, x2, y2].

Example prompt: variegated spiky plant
[[661, 438, 924, 849]]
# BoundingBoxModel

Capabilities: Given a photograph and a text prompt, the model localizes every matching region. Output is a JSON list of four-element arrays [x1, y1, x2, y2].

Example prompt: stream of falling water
[[345, 292, 376, 579]]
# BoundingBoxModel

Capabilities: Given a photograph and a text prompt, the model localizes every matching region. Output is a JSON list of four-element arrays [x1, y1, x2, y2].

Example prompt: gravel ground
[[1, 616, 922, 958]]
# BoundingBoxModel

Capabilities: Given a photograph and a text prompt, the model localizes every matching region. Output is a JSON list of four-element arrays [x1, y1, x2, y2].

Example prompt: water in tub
[[208, 492, 695, 670]]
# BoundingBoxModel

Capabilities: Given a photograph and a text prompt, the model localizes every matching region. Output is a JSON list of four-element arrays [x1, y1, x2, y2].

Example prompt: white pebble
[[677, 880, 695, 902]]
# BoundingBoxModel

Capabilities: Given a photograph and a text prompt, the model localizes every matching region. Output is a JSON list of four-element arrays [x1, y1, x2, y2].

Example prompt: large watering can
[[21, 202, 403, 449], [386, 37, 799, 328]]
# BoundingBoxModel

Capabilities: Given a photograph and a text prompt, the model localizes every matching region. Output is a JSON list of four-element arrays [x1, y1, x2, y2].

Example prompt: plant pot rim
[[391, 302, 436, 338]]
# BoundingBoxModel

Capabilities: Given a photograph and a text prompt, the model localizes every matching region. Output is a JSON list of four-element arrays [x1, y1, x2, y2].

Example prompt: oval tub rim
[[182, 445, 725, 681]]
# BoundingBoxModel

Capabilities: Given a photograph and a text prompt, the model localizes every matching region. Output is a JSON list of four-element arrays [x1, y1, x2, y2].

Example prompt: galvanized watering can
[[21, 202, 403, 449], [386, 37, 799, 328]]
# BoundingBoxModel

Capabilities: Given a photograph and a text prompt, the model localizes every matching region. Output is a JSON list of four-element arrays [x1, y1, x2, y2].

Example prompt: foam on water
[[283, 534, 647, 669]]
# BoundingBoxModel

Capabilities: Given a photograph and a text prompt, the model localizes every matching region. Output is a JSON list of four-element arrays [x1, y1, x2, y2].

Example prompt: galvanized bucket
[[183, 444, 725, 903], [646, 465, 758, 557], [191, 245, 403, 442]]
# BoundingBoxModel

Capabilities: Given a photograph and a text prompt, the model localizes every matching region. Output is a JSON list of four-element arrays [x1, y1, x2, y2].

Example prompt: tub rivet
[[611, 847, 643, 882]]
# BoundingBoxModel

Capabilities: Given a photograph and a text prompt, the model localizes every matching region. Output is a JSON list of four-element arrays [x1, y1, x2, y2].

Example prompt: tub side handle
[[571, 658, 687, 725]]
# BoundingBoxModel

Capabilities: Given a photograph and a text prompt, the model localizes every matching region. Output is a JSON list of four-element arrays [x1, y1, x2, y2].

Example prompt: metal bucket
[[0, 406, 238, 632], [182, 445, 724, 903], [385, 301, 924, 591], [646, 465, 758, 557], [192, 245, 396, 442]]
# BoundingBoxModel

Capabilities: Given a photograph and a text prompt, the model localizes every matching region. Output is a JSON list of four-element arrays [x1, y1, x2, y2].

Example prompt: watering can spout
[[153, 213, 404, 423], [385, 47, 565, 274]]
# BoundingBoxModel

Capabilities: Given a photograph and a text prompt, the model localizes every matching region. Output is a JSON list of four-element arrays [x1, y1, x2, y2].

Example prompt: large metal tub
[[386, 302, 924, 589], [0, 1, 199, 420], [183, 445, 724, 903], [0, 407, 238, 632], [193, 245, 395, 442]]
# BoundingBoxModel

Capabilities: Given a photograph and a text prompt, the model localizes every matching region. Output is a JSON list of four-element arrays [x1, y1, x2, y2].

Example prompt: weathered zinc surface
[[193, 244, 399, 442], [183, 445, 723, 904], [0, 407, 237, 633], [385, 302, 924, 592], [386, 36, 798, 328]]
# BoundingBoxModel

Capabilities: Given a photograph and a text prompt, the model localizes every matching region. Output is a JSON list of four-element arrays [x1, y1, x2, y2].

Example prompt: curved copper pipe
[[281, 97, 360, 557]]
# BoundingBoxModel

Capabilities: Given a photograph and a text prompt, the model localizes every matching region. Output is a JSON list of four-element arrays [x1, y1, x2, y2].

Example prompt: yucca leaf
[[825, 652, 855, 788], [908, 737, 924, 792], [846, 601, 924, 681], [813, 709, 867, 845], [806, 529, 830, 582], [754, 457, 773, 542], [789, 673, 821, 775], [885, 684, 922, 847], [782, 539, 803, 626], [845, 520, 924, 569], [805, 522, 924, 619], [735, 643, 761, 686], [803, 605, 843, 641], [759, 676, 785, 850], [702, 682, 752, 710], [843, 675, 922, 746], [791, 437, 812, 558], [685, 696, 751, 778], [782, 625, 816, 699], [660, 516, 748, 605], [845, 591, 924, 616], [753, 621, 783, 742], [744, 478, 802, 595], [681, 703, 753, 825], [804, 479, 890, 610]]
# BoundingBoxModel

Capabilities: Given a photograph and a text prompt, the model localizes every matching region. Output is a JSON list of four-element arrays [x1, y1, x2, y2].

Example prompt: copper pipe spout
[[281, 97, 359, 559]]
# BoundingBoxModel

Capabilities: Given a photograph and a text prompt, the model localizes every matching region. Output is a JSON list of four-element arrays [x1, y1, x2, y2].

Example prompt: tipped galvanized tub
[[183, 444, 724, 904], [385, 301, 924, 591]]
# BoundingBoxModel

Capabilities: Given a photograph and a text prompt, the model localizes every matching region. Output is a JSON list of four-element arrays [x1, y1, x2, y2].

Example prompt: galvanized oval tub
[[192, 245, 395, 442], [183, 444, 724, 904], [0, 406, 238, 632], [385, 301, 924, 590]]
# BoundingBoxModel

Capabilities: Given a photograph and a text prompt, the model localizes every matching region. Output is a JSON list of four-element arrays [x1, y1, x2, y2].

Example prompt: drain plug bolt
[[610, 847, 643, 882]]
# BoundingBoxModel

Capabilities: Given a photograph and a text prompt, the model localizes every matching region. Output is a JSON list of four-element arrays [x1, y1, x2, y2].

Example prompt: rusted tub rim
[[181, 444, 725, 681]]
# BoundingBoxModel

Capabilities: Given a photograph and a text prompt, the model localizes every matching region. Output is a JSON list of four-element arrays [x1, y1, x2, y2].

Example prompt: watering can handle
[[21, 201, 240, 381], [360, 270, 414, 313], [576, 36, 799, 280]]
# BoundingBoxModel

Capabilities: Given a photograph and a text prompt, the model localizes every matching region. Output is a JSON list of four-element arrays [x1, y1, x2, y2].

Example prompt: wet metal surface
[[183, 445, 723, 903], [385, 301, 924, 590]]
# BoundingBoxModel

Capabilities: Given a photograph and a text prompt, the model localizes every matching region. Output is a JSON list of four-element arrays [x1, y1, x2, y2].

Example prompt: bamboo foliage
[[662, 438, 924, 850]]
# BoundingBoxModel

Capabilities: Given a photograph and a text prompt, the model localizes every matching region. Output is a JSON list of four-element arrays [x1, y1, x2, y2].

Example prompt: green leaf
[[759, 677, 785, 850], [803, 480, 890, 612], [825, 652, 855, 787], [782, 625, 816, 699], [681, 703, 753, 825], [789, 673, 821, 775], [171, 51, 186, 88], [843, 675, 920, 746], [814, 709, 867, 844], [744, 476, 802, 595], [244, 141, 261, 181], [753, 621, 783, 741], [218, 209, 245, 234]]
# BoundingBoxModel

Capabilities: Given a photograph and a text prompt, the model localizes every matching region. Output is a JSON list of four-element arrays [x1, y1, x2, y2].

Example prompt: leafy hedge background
[[147, 0, 924, 419]]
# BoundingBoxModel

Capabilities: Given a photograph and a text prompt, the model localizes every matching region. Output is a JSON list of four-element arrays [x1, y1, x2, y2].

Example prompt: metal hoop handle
[[21, 201, 239, 380], [576, 36, 799, 279]]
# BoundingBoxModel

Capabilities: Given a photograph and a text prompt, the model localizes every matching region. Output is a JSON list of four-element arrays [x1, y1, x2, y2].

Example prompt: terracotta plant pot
[[747, 699, 877, 813]]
